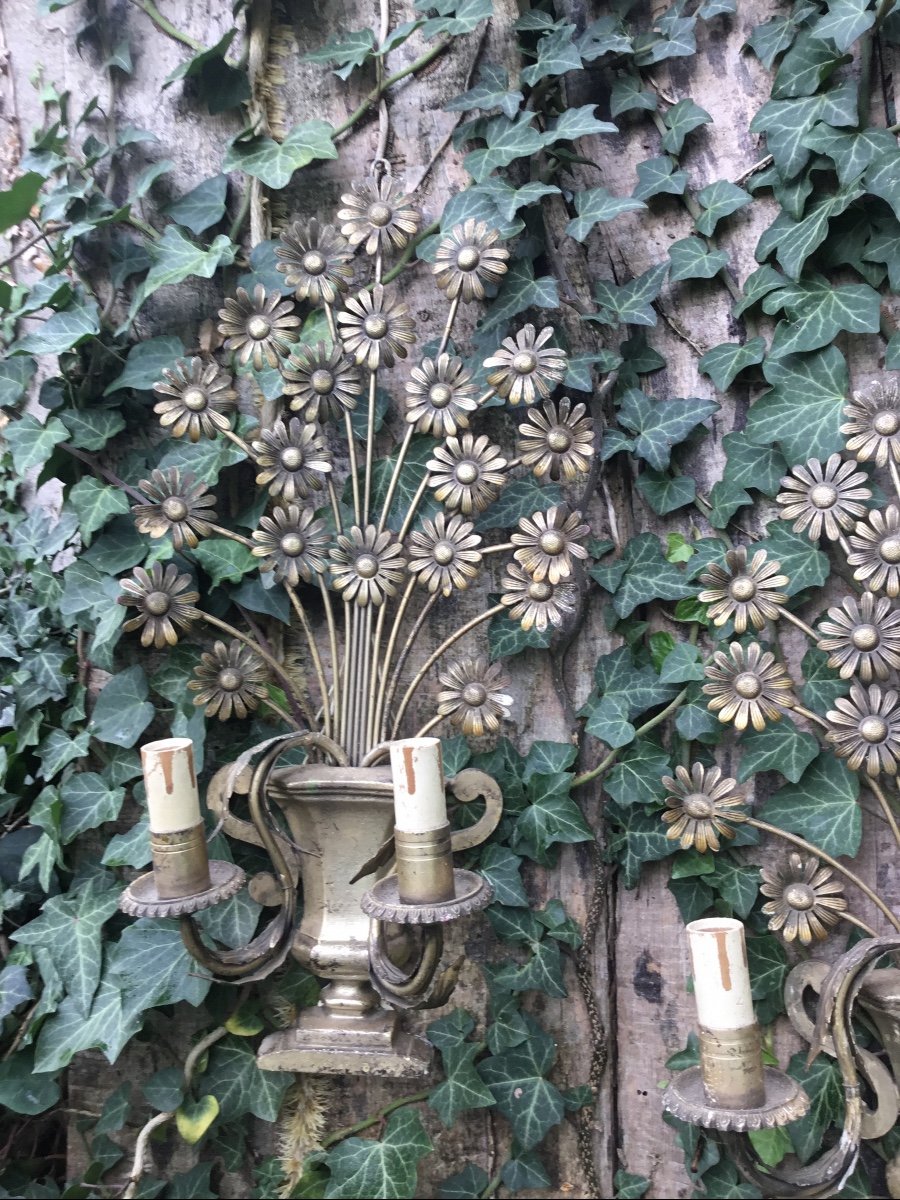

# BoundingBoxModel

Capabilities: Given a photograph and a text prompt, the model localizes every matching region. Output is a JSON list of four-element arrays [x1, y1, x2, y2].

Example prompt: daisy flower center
[[456, 245, 481, 272], [729, 574, 757, 602], [512, 350, 538, 375], [429, 383, 453, 408], [146, 590, 172, 616], [527, 580, 553, 602], [355, 552, 379, 578], [462, 682, 488, 706], [280, 446, 305, 471], [880, 536, 900, 563], [280, 533, 305, 557], [162, 496, 189, 521], [247, 315, 272, 341], [852, 623, 880, 651], [311, 368, 335, 394], [734, 671, 762, 699], [301, 250, 327, 276], [874, 409, 900, 436], [433, 540, 455, 565], [455, 461, 479, 485], [217, 668, 244, 692], [182, 386, 209, 412], [547, 426, 573, 452], [539, 529, 566, 556], [682, 793, 713, 819], [363, 314, 389, 339], [809, 483, 838, 509], [860, 715, 889, 743], [367, 201, 393, 227], [783, 882, 815, 911]]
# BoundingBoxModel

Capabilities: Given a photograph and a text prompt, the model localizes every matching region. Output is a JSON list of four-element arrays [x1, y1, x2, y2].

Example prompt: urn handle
[[447, 769, 503, 852]]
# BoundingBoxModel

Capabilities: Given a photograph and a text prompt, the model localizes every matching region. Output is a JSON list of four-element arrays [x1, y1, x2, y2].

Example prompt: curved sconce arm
[[665, 936, 900, 1199]]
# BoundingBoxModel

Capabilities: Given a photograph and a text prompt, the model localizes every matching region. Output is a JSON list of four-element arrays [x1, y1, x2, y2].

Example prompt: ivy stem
[[61, 443, 145, 503], [319, 1088, 431, 1148], [573, 688, 689, 789], [748, 817, 900, 931], [480, 1173, 503, 1199], [128, 0, 204, 50], [381, 219, 440, 285], [331, 41, 450, 140]]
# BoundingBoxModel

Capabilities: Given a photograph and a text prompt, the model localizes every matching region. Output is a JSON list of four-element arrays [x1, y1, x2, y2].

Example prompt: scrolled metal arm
[[723, 936, 900, 1199]]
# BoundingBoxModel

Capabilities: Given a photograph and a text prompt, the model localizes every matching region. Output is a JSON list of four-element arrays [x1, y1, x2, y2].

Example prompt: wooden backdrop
[[3, 0, 898, 1195]]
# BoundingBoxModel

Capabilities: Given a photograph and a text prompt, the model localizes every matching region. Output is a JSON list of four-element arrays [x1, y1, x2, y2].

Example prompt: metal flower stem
[[791, 703, 831, 731], [391, 603, 506, 738], [318, 576, 342, 742], [778, 607, 819, 641], [436, 294, 460, 357], [748, 816, 900, 933], [413, 712, 444, 739], [396, 474, 430, 543], [363, 371, 378, 525], [374, 580, 434, 741], [376, 423, 415, 536], [221, 426, 256, 459], [205, 522, 256, 549], [285, 585, 334, 739], [326, 477, 344, 534], [322, 301, 361, 524], [865, 777, 900, 850], [889, 458, 900, 505]]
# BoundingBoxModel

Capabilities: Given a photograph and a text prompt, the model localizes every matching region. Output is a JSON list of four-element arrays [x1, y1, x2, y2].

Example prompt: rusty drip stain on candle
[[159, 748, 175, 794], [713, 929, 732, 991], [402, 746, 417, 795]]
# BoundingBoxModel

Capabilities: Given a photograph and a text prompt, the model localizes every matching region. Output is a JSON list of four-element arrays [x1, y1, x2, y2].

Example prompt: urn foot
[[257, 1004, 433, 1077]]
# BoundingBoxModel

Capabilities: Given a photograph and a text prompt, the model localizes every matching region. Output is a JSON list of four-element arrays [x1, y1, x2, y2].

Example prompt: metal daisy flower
[[660, 763, 748, 854], [500, 562, 579, 632], [131, 468, 217, 550], [329, 525, 405, 608], [118, 562, 200, 649], [841, 381, 900, 467], [252, 417, 332, 503], [776, 453, 871, 542], [484, 325, 567, 406], [817, 592, 900, 682], [188, 640, 269, 721], [432, 219, 510, 302], [427, 432, 508, 515], [847, 505, 900, 596], [153, 357, 238, 442], [436, 657, 513, 736], [511, 506, 590, 585], [252, 505, 329, 587], [404, 355, 479, 437], [217, 284, 300, 370], [703, 642, 795, 732], [337, 285, 415, 371], [337, 176, 420, 257], [281, 341, 362, 422], [826, 682, 900, 777], [760, 853, 847, 945], [407, 512, 483, 597], [276, 218, 353, 304], [516, 397, 595, 482], [697, 546, 789, 633]]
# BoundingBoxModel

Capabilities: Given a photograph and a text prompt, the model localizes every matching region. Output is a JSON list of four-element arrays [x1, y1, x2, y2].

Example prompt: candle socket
[[150, 823, 212, 900], [698, 1023, 766, 1110], [394, 825, 455, 905]]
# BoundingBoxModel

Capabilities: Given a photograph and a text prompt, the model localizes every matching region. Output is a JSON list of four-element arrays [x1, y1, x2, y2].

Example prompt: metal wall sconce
[[664, 919, 900, 1198], [119, 735, 501, 1076]]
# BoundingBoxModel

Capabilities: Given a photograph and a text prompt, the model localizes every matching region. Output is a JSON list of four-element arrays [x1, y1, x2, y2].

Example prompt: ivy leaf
[[439, 1165, 490, 1199], [59, 772, 125, 842], [766, 186, 862, 279], [634, 13, 697, 64], [105, 336, 186, 394], [591, 534, 694, 618], [0, 1049, 60, 1116], [760, 752, 861, 858], [478, 845, 527, 907], [813, 0, 876, 50], [712, 860, 762, 919], [611, 73, 657, 117], [785, 1051, 843, 1164], [204, 1037, 292, 1123], [16, 299, 100, 355], [578, 16, 633, 59], [747, 14, 800, 68], [478, 259, 559, 332], [476, 476, 562, 530], [302, 29, 376, 78], [479, 1033, 565, 1150], [513, 772, 592, 862], [324, 1108, 432, 1199], [6, 414, 68, 474], [756, 520, 829, 595], [734, 265, 788, 316], [163, 174, 228, 235], [738, 722, 819, 783], [605, 740, 671, 806], [36, 728, 91, 779], [444, 64, 523, 119], [68, 476, 130, 539], [768, 276, 881, 358], [588, 647, 679, 723], [591, 261, 669, 327], [224, 121, 337, 188], [583, 695, 635, 748], [429, 1041, 494, 1125], [637, 471, 696, 514], [566, 188, 645, 241], [660, 99, 712, 154], [801, 646, 847, 712], [659, 643, 705, 683], [0, 172, 44, 233], [34, 980, 141, 1072], [60, 408, 126, 451], [695, 180, 752, 236], [606, 800, 676, 888], [699, 338, 766, 389], [865, 149, 900, 221], [633, 156, 687, 201], [772, 32, 848, 98], [493, 938, 567, 997], [463, 113, 547, 181], [521, 25, 583, 85], [487, 613, 551, 659], [192, 538, 257, 586], [749, 82, 858, 179], [108, 920, 211, 1009], [669, 236, 729, 282], [614, 1170, 651, 1200], [12, 881, 120, 1016], [745, 346, 848, 464], [547, 105, 617, 141], [617, 389, 718, 470], [123, 227, 236, 328], [89, 665, 155, 748]]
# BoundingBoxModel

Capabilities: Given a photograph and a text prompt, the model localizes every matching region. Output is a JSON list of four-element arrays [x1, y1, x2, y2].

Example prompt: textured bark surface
[[4, 1, 898, 1197]]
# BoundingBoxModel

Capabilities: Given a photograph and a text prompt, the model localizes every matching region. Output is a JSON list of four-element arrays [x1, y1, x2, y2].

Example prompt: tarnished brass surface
[[662, 1065, 809, 1132], [394, 825, 455, 904], [697, 1024, 766, 1110], [362, 868, 492, 925], [148, 823, 212, 899], [119, 858, 245, 919], [257, 1003, 432, 1077]]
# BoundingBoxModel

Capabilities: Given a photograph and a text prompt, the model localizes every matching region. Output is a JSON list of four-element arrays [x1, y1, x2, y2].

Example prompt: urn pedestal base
[[257, 1003, 433, 1077]]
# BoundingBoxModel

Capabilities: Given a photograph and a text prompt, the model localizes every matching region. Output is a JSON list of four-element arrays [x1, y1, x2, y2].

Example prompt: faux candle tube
[[687, 917, 755, 1031], [141, 737, 202, 834], [389, 738, 447, 833]]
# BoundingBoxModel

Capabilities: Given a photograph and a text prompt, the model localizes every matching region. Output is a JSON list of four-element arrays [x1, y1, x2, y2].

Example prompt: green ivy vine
[[1, 0, 899, 1197]]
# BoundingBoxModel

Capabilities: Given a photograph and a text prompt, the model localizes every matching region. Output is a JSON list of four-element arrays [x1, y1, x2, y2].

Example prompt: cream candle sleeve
[[687, 917, 756, 1032], [141, 737, 202, 834], [389, 737, 447, 833]]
